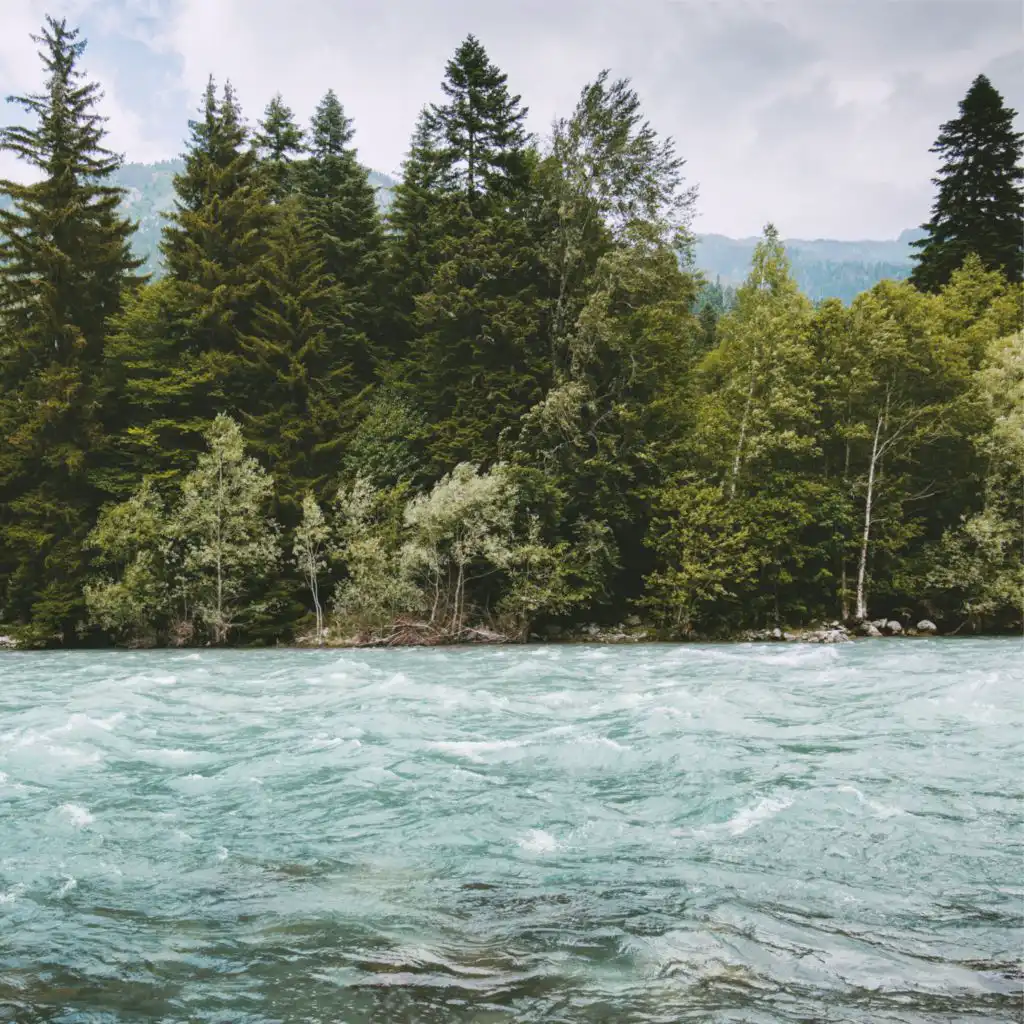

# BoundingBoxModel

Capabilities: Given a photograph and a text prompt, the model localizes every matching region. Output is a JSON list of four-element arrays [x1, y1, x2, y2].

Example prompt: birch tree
[[171, 415, 280, 644], [843, 282, 973, 620], [401, 463, 518, 632], [693, 225, 816, 495], [293, 493, 330, 640]]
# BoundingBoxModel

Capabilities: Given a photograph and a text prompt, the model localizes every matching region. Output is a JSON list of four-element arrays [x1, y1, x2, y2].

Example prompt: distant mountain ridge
[[693, 229, 923, 304], [2, 160, 921, 300]]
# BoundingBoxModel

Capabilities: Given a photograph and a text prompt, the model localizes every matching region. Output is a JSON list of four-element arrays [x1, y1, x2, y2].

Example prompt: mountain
[[694, 229, 924, 304], [2, 160, 920, 299]]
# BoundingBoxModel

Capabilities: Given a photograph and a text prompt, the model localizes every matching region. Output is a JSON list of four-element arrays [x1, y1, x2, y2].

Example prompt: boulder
[[803, 627, 850, 644], [856, 621, 883, 637], [916, 619, 938, 634], [0, 635, 16, 649], [886, 620, 903, 635], [871, 618, 888, 632]]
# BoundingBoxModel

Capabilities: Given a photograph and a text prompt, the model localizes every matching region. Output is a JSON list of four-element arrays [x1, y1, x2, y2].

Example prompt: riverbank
[[5, 618, 1018, 651], [297, 615, 996, 649]]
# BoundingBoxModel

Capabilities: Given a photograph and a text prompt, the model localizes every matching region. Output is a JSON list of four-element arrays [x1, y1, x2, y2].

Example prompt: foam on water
[[1, 640, 1021, 1023], [516, 828, 560, 853], [59, 802, 94, 827]]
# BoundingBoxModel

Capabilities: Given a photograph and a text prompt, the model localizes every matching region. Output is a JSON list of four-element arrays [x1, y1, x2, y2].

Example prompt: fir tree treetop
[[911, 73, 1023, 290]]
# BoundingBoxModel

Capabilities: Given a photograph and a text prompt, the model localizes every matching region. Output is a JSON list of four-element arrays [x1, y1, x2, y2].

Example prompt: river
[[1, 640, 1021, 1022]]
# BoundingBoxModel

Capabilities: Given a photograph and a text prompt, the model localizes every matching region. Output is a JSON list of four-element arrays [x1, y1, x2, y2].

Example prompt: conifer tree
[[411, 200, 549, 470], [238, 206, 354, 507], [386, 35, 532, 357], [392, 38, 544, 473], [255, 93, 305, 201], [385, 109, 447, 358], [0, 17, 144, 643], [297, 90, 384, 376], [911, 74, 1024, 291], [109, 79, 275, 482], [425, 34, 531, 204]]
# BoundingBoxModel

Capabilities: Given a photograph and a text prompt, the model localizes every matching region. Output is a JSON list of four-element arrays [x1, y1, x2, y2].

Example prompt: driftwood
[[349, 619, 513, 648]]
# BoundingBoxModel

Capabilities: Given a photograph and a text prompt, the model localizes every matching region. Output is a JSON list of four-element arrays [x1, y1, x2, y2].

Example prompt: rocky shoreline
[[529, 617, 943, 646], [0, 618, 977, 651]]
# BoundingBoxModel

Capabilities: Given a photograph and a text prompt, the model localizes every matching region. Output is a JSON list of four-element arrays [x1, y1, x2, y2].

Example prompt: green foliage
[[172, 416, 280, 643], [109, 79, 277, 482], [0, 16, 144, 645], [917, 331, 1023, 628], [85, 416, 280, 645], [514, 73, 700, 609], [3, 17, 1021, 645], [643, 480, 759, 633], [255, 94, 306, 201], [297, 89, 385, 368], [84, 482, 171, 644], [331, 477, 423, 635], [341, 388, 427, 487], [911, 75, 1024, 291]]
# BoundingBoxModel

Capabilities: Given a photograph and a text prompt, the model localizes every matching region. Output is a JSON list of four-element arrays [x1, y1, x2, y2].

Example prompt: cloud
[[1, 0, 1020, 238]]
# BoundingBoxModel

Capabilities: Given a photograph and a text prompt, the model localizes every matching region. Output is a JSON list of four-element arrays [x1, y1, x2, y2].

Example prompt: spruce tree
[[255, 93, 305, 201], [239, 207, 354, 507], [426, 34, 531, 203], [411, 200, 549, 471], [297, 90, 384, 376], [385, 109, 447, 359], [0, 17, 144, 643], [391, 38, 544, 473], [911, 74, 1024, 291], [109, 79, 275, 483]]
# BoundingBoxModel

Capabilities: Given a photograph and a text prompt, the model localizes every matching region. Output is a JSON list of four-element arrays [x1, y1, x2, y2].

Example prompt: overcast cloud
[[1, 0, 1021, 238]]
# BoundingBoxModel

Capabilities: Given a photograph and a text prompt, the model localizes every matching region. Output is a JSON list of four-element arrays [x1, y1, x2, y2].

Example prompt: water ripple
[[0, 640, 1021, 1022]]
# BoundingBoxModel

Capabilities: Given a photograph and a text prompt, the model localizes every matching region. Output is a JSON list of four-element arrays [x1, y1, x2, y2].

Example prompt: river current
[[0, 641, 1021, 1022]]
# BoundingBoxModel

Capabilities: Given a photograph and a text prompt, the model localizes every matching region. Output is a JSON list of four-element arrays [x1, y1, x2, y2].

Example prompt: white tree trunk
[[215, 454, 225, 643], [730, 372, 756, 499], [309, 559, 322, 641], [855, 411, 885, 620], [840, 436, 852, 620]]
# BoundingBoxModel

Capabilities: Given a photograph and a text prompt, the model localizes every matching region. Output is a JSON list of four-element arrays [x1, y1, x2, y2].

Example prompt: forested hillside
[[694, 229, 922, 303], [1, 20, 1021, 648]]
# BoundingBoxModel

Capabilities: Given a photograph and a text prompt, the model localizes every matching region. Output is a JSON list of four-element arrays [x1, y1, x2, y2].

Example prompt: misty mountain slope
[[694, 229, 923, 303]]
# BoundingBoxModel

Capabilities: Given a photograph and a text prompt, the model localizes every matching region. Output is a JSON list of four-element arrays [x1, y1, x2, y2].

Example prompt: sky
[[0, 0, 1021, 240]]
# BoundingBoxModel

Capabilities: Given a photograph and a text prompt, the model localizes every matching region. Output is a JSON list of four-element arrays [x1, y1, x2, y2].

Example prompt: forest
[[0, 17, 1021, 648]]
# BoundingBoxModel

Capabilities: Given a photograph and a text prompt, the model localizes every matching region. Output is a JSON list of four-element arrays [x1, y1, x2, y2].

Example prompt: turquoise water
[[0, 641, 1021, 1022]]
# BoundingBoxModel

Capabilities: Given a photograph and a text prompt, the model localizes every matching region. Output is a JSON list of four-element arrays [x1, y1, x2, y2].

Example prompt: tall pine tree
[[385, 108, 447, 360], [109, 79, 276, 484], [255, 93, 305, 201], [297, 90, 384, 379], [911, 74, 1023, 291], [390, 37, 545, 474], [425, 34, 531, 204], [0, 17, 144, 644]]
